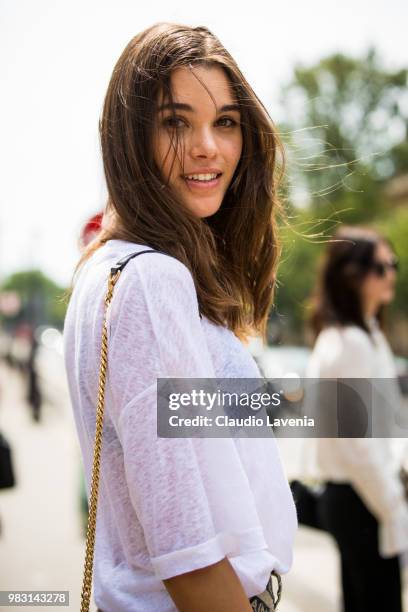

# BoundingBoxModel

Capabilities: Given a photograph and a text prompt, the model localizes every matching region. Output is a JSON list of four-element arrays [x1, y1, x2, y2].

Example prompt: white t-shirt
[[63, 239, 297, 612], [303, 321, 408, 558]]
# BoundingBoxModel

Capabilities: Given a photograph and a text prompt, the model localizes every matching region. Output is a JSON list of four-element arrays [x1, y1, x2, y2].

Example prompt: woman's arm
[[163, 557, 253, 612]]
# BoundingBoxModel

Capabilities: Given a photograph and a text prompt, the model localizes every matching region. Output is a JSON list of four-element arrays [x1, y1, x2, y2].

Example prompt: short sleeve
[[104, 253, 269, 579]]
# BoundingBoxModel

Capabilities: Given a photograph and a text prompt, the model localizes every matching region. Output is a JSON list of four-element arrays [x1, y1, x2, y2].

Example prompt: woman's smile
[[182, 169, 223, 190]]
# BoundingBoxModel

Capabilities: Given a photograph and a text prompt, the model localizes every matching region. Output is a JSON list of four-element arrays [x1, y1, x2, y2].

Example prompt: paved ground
[[0, 357, 407, 611], [0, 362, 85, 611]]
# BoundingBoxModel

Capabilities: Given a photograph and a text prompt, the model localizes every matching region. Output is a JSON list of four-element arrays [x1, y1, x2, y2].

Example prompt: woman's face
[[153, 65, 243, 218], [361, 241, 398, 311]]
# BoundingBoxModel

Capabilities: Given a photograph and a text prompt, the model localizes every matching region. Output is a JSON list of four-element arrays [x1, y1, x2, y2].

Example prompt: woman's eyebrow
[[158, 102, 240, 113]]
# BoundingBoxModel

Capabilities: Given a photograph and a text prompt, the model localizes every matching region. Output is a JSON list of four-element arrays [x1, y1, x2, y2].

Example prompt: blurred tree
[[280, 48, 408, 223], [273, 49, 408, 350], [0, 270, 67, 330]]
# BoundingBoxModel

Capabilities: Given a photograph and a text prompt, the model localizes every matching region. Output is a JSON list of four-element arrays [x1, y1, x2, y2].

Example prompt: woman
[[63, 23, 297, 612], [306, 225, 408, 612]]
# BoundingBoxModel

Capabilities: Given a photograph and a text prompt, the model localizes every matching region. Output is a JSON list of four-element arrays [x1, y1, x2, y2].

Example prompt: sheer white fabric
[[63, 239, 297, 612]]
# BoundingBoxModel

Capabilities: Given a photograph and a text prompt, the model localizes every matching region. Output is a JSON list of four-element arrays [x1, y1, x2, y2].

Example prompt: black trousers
[[318, 482, 402, 612]]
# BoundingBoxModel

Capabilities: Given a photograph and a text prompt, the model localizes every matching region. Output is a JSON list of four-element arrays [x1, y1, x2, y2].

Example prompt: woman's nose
[[189, 127, 218, 158]]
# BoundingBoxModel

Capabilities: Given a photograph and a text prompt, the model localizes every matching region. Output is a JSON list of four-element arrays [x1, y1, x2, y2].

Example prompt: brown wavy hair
[[309, 225, 393, 339], [74, 22, 285, 343]]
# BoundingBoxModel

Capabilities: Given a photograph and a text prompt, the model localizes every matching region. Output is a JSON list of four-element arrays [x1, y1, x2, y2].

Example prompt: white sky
[[1, 0, 407, 287]]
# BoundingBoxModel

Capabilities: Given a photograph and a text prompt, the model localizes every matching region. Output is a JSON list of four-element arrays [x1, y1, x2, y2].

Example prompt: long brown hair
[[309, 225, 391, 339], [74, 22, 285, 343]]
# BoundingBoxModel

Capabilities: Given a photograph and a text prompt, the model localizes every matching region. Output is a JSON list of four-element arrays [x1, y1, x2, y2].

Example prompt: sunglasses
[[370, 257, 399, 277]]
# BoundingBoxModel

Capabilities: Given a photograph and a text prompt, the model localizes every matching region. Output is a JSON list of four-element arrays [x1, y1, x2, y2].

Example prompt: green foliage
[[280, 48, 408, 218], [1, 269, 67, 329], [275, 48, 408, 347]]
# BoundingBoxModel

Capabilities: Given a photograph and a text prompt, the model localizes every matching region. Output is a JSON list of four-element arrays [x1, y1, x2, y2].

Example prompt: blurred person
[[80, 213, 103, 249], [63, 23, 297, 612], [8, 323, 42, 421], [305, 225, 408, 612], [10, 322, 32, 371], [26, 333, 41, 423]]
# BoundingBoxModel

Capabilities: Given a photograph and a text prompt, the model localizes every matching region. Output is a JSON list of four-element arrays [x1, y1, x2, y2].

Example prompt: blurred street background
[[1, 0, 408, 610]]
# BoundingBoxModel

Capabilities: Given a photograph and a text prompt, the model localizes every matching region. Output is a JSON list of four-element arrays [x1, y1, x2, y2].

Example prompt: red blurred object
[[80, 212, 103, 248]]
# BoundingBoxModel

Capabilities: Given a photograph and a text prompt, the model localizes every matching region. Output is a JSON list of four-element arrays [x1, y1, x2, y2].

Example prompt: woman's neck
[[362, 296, 379, 323]]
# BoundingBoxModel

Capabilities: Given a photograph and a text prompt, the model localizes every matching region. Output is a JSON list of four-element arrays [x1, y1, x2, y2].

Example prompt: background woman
[[63, 22, 297, 612], [306, 224, 408, 612]]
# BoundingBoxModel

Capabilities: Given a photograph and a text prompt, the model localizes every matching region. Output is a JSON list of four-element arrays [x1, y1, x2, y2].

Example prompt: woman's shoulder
[[111, 241, 196, 295], [74, 240, 195, 298], [309, 323, 375, 378], [84, 239, 193, 291], [104, 241, 200, 323], [315, 323, 372, 352], [340, 324, 373, 351]]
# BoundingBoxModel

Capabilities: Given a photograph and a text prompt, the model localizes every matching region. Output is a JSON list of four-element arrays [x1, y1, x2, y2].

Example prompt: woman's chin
[[381, 290, 395, 305], [185, 197, 223, 219]]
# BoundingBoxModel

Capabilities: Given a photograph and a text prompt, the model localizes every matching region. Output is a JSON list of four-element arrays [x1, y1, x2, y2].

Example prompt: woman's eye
[[216, 116, 237, 128], [162, 116, 186, 129]]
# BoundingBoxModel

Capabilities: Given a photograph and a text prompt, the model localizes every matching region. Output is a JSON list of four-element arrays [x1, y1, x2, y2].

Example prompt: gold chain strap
[[80, 270, 121, 612]]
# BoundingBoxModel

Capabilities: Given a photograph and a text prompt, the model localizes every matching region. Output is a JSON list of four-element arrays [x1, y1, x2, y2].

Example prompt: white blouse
[[63, 239, 297, 612], [303, 320, 408, 558]]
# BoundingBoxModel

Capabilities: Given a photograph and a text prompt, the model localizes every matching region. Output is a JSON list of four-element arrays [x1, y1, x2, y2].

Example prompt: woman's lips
[[183, 174, 222, 190]]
